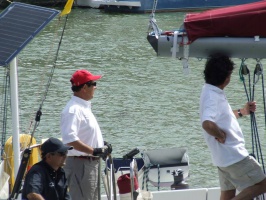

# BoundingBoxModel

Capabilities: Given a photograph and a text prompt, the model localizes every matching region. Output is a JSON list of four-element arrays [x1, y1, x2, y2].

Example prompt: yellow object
[[60, 0, 74, 16], [3, 134, 39, 191]]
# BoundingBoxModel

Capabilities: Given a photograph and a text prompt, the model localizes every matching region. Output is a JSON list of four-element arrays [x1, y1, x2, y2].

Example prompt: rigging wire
[[28, 14, 70, 147], [251, 72, 264, 167], [239, 60, 265, 199], [147, 0, 161, 38], [5, 4, 74, 196], [239, 60, 250, 101], [239, 62, 266, 168], [23, 16, 62, 140], [255, 59, 266, 128], [151, 0, 158, 14], [0, 67, 10, 159]]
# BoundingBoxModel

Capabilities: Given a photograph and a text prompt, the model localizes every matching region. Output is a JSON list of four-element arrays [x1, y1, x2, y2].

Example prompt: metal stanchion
[[98, 158, 101, 200], [109, 154, 117, 200]]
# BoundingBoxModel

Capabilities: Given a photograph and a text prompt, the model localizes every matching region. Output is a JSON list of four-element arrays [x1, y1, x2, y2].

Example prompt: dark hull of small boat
[[103, 0, 261, 13]]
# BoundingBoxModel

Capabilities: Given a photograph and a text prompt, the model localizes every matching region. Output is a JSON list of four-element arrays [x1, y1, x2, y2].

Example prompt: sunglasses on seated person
[[50, 151, 68, 156]]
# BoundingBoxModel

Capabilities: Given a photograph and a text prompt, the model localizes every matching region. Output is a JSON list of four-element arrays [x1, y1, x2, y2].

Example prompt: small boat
[[147, 1, 266, 60], [102, 0, 262, 13]]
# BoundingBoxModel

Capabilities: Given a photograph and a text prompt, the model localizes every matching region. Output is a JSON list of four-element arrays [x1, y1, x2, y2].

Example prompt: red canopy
[[184, 1, 266, 43]]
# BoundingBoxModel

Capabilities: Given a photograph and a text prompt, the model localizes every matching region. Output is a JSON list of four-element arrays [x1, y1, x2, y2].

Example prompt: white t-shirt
[[200, 83, 248, 167], [60, 96, 104, 156]]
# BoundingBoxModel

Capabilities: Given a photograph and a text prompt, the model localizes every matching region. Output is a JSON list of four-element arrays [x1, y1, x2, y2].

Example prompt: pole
[[109, 154, 117, 200], [10, 57, 20, 180], [98, 158, 101, 200]]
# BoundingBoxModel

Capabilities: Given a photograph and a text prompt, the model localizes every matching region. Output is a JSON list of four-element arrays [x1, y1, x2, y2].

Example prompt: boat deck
[[101, 187, 221, 200]]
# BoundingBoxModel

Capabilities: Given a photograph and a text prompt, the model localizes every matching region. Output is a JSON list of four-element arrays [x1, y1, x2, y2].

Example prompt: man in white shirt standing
[[60, 69, 112, 200], [200, 54, 266, 200]]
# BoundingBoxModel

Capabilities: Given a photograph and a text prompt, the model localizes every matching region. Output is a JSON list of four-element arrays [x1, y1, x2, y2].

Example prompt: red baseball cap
[[70, 69, 102, 86]]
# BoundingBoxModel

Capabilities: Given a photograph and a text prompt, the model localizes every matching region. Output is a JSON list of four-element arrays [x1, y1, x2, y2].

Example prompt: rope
[[157, 164, 160, 191], [146, 165, 150, 191], [239, 61, 250, 102], [142, 165, 151, 191], [142, 168, 145, 190], [142, 163, 163, 191], [255, 60, 266, 128], [239, 60, 265, 200], [251, 63, 265, 173]]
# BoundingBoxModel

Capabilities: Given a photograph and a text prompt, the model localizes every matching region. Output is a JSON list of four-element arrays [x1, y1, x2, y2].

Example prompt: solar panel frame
[[0, 2, 60, 66]]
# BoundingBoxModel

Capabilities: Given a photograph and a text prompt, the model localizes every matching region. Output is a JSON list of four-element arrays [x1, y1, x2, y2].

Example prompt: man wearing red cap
[[60, 69, 112, 200]]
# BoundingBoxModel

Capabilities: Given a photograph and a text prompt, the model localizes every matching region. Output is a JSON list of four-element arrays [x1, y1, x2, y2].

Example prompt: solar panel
[[0, 2, 60, 66]]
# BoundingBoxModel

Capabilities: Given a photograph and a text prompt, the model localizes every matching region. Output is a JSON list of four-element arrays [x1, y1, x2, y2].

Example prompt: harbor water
[[1, 7, 266, 191]]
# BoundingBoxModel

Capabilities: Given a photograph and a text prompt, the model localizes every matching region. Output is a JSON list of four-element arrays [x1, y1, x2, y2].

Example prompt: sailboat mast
[[10, 57, 20, 178]]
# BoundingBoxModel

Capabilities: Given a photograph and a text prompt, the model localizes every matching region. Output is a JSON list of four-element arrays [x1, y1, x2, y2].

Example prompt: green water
[[1, 7, 266, 190]]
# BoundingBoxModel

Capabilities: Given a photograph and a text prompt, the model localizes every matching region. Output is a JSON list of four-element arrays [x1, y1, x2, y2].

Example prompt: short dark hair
[[71, 84, 85, 92], [204, 53, 234, 86]]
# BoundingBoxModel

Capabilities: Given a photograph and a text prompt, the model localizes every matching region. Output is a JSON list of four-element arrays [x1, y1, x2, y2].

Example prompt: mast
[[9, 57, 20, 178]]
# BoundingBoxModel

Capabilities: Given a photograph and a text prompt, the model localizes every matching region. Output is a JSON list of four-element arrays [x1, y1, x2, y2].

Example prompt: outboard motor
[[170, 169, 189, 190]]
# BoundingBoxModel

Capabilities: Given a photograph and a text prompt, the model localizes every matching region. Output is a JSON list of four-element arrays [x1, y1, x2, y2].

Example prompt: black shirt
[[22, 160, 71, 200]]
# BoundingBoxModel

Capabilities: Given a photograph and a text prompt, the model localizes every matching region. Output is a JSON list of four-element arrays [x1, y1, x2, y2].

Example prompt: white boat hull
[[101, 187, 221, 200], [101, 187, 266, 200]]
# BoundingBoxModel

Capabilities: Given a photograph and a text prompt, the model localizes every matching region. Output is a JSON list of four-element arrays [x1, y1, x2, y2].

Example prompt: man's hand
[[242, 101, 256, 115], [27, 193, 45, 200], [215, 130, 226, 144], [202, 120, 226, 144], [104, 141, 112, 154], [93, 147, 108, 159]]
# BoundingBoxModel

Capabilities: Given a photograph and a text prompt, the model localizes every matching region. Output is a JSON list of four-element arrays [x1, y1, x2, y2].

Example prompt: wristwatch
[[238, 109, 243, 117]]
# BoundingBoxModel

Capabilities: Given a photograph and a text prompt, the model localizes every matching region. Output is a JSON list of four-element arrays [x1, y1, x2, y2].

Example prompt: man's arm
[[23, 167, 45, 200], [67, 140, 94, 155], [27, 193, 45, 200], [202, 120, 226, 144], [233, 101, 256, 118]]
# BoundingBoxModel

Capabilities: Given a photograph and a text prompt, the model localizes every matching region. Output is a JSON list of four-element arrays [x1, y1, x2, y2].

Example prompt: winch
[[170, 169, 189, 190]]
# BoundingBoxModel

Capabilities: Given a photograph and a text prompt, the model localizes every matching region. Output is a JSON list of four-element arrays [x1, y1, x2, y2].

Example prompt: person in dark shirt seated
[[22, 137, 73, 200]]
